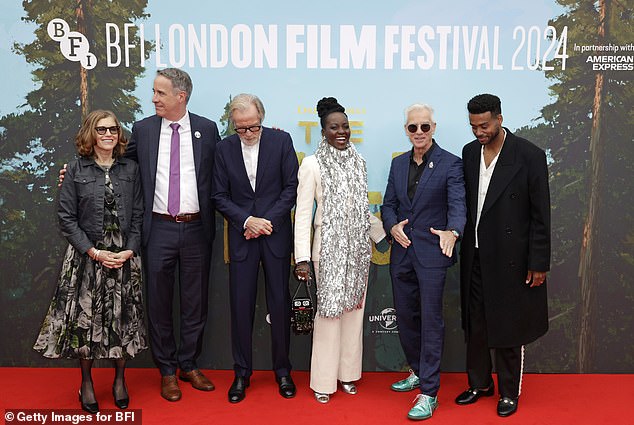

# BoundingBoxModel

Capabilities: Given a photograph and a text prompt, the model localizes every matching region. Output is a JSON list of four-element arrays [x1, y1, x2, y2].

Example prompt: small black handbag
[[290, 272, 315, 335]]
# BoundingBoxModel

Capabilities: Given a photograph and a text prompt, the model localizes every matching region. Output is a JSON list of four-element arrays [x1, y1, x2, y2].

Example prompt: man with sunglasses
[[381, 104, 466, 420], [212, 93, 299, 403]]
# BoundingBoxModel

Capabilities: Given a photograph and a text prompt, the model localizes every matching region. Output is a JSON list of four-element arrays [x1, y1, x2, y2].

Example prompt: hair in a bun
[[317, 97, 346, 128]]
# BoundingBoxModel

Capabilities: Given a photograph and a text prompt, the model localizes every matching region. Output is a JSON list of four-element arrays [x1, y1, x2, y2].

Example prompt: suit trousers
[[310, 263, 366, 394], [229, 238, 292, 378], [145, 218, 211, 376], [390, 247, 447, 397], [466, 250, 524, 399]]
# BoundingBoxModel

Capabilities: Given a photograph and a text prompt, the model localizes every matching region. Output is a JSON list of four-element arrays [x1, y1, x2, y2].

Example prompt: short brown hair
[[75, 110, 128, 158]]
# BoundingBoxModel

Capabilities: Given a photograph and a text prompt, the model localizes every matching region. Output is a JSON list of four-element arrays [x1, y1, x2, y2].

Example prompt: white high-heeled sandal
[[314, 391, 330, 403], [340, 381, 357, 395]]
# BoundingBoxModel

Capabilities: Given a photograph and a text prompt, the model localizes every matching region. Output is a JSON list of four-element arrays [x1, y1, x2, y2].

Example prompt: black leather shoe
[[455, 383, 495, 405], [277, 375, 296, 399], [497, 397, 518, 417], [228, 376, 250, 403], [79, 390, 99, 414]]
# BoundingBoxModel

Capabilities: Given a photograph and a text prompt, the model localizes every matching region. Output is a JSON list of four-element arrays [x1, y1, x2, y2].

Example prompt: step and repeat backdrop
[[1, 0, 632, 373]]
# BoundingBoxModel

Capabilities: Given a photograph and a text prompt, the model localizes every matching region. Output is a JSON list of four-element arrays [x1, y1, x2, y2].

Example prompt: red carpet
[[1, 368, 632, 424]]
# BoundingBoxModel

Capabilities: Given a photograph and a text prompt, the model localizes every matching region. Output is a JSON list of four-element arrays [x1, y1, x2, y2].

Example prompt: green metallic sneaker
[[407, 394, 438, 421], [391, 369, 420, 392]]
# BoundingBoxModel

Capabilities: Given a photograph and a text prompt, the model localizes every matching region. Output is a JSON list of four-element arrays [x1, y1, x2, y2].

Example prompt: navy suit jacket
[[212, 127, 299, 262], [127, 112, 221, 246], [381, 143, 466, 268]]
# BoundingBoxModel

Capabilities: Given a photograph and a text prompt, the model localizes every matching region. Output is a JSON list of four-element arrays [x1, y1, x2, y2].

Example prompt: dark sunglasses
[[407, 123, 432, 133], [95, 126, 120, 135], [234, 125, 262, 135]]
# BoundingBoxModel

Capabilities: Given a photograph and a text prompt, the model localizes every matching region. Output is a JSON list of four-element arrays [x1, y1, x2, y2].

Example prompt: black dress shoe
[[497, 397, 518, 417], [277, 375, 296, 399], [112, 385, 129, 409], [78, 390, 99, 414], [455, 383, 495, 405], [228, 376, 250, 403]]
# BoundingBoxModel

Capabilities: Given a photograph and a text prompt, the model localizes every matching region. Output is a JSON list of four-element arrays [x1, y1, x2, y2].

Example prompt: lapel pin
[[429, 161, 434, 169], [194, 131, 201, 139]]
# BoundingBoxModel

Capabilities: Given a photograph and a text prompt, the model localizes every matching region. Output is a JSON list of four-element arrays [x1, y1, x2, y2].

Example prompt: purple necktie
[[168, 122, 180, 216]]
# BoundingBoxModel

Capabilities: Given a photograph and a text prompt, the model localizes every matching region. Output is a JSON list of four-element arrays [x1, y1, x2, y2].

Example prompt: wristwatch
[[450, 229, 460, 239]]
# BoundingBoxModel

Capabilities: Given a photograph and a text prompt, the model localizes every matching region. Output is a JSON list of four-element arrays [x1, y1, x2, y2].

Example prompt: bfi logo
[[47, 18, 97, 69]]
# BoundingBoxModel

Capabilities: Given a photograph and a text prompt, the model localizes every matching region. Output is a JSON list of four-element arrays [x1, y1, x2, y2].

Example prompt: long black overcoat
[[460, 128, 551, 347]]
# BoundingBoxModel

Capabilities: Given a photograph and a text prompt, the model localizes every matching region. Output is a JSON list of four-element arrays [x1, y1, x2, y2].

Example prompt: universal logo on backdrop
[[368, 307, 398, 334]]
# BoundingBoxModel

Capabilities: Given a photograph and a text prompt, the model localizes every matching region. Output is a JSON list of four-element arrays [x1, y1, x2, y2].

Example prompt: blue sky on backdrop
[[1, 0, 566, 192]]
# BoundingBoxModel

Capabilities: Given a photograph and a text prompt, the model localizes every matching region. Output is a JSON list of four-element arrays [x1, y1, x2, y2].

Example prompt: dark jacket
[[381, 142, 466, 268], [212, 127, 299, 261], [58, 157, 143, 255], [460, 128, 551, 347], [126, 113, 220, 246]]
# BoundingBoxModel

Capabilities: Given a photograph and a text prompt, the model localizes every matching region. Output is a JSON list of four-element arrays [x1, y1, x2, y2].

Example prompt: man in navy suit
[[381, 103, 466, 420], [126, 68, 220, 401], [212, 93, 299, 403]]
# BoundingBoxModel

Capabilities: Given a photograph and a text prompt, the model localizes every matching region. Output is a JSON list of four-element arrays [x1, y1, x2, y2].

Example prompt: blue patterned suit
[[381, 142, 466, 396]]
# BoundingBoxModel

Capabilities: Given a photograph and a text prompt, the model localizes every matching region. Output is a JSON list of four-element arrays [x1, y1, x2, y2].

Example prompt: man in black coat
[[455, 94, 551, 417]]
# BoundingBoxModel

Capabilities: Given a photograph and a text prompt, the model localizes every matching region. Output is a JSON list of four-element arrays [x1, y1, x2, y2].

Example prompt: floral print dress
[[34, 169, 147, 359]]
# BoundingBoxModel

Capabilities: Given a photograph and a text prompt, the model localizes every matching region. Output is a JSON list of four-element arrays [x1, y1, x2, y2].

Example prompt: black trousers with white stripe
[[465, 250, 523, 399]]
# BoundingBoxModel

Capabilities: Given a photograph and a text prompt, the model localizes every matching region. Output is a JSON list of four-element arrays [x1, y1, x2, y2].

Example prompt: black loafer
[[277, 375, 296, 399], [455, 383, 495, 405], [497, 397, 518, 417], [228, 376, 250, 403]]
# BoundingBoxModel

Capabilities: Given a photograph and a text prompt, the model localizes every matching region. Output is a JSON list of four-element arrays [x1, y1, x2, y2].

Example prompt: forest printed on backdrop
[[1, 0, 632, 373]]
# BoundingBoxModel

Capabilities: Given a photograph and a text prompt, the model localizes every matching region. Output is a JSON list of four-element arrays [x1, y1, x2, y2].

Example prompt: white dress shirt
[[241, 139, 260, 229], [153, 111, 199, 215], [475, 129, 506, 248], [241, 140, 260, 192]]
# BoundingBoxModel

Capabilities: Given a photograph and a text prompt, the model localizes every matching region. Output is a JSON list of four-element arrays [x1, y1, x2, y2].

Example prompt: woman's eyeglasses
[[95, 126, 120, 135], [407, 123, 432, 133]]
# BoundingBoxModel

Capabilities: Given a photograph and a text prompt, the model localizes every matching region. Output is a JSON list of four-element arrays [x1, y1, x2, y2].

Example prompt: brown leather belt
[[153, 212, 201, 223]]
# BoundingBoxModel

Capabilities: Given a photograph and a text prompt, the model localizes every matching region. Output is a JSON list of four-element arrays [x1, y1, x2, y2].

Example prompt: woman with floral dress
[[34, 110, 146, 414]]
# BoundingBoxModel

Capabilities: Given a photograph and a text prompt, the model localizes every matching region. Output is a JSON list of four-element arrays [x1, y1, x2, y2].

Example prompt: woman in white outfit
[[294, 97, 387, 403]]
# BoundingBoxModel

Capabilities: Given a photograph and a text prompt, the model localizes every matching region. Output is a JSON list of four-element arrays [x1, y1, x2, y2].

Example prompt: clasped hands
[[94, 249, 134, 269], [390, 219, 457, 258], [244, 216, 273, 240]]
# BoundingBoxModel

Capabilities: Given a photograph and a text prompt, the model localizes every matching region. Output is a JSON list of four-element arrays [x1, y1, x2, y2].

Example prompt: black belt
[[153, 212, 201, 223]]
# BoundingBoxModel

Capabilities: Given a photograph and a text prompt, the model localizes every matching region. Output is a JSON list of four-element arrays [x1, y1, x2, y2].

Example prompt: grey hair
[[230, 93, 266, 124], [157, 68, 193, 102], [404, 103, 435, 124]]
